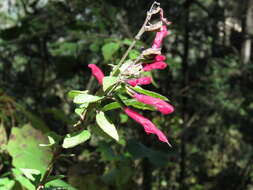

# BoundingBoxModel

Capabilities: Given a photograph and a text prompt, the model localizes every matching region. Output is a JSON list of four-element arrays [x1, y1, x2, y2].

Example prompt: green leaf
[[102, 42, 120, 61], [67, 90, 88, 99], [96, 111, 119, 141], [12, 168, 35, 190], [19, 168, 41, 186], [45, 175, 65, 183], [0, 178, 15, 190], [128, 49, 140, 60], [7, 124, 53, 174], [102, 99, 155, 112], [122, 39, 132, 46], [45, 179, 77, 190], [102, 76, 118, 92], [39, 136, 56, 147], [74, 107, 85, 117], [73, 94, 103, 104], [62, 130, 91, 149], [130, 86, 169, 101]]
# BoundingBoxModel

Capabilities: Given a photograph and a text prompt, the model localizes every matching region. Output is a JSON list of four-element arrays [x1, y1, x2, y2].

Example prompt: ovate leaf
[[67, 90, 89, 99], [19, 168, 41, 185], [96, 111, 119, 141], [73, 94, 103, 104], [74, 108, 86, 117], [12, 168, 35, 190], [62, 130, 91, 149], [7, 124, 52, 174], [45, 179, 77, 190], [0, 178, 15, 190], [131, 86, 169, 101], [102, 42, 120, 61], [102, 99, 155, 111], [102, 76, 118, 92], [128, 49, 140, 60]]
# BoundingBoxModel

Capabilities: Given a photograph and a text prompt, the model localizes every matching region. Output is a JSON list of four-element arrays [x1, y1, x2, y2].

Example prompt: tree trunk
[[179, 0, 191, 190], [241, 0, 253, 64]]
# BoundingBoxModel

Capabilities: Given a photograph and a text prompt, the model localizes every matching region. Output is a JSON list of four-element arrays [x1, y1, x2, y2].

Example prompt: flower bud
[[133, 93, 174, 114], [124, 108, 170, 145], [154, 55, 166, 62], [88, 64, 105, 84], [143, 61, 167, 71], [127, 77, 152, 87], [152, 25, 169, 49]]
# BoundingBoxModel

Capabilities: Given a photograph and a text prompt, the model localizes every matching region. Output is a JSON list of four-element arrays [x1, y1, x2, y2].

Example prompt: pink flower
[[133, 93, 174, 115], [154, 55, 166, 62], [88, 64, 105, 85], [124, 108, 171, 145], [152, 25, 169, 49], [127, 77, 152, 87], [143, 61, 167, 71]]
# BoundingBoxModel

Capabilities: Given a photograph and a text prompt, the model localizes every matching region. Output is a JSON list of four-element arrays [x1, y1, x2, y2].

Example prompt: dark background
[[0, 0, 253, 190]]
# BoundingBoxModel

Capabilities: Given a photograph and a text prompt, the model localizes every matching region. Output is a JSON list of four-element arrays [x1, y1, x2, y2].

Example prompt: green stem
[[111, 1, 159, 76], [36, 147, 62, 190]]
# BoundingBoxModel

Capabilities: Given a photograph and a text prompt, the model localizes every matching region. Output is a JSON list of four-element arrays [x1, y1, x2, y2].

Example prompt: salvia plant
[[69, 2, 174, 146], [35, 2, 174, 189]]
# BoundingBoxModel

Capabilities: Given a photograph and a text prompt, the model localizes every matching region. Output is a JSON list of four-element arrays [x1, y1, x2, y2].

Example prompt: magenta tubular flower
[[154, 55, 166, 62], [127, 77, 152, 87], [133, 93, 174, 115], [143, 61, 167, 71], [88, 64, 105, 85], [124, 108, 171, 145], [152, 25, 169, 49]]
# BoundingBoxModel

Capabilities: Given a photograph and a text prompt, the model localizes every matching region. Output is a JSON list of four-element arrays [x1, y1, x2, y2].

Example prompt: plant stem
[[111, 1, 160, 76], [36, 147, 62, 190]]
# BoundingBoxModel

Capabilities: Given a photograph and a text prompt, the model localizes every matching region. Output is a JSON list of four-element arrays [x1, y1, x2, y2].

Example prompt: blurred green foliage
[[0, 0, 253, 190]]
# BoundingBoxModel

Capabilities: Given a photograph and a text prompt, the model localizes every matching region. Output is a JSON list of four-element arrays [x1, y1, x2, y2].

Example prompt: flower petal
[[127, 77, 152, 87], [133, 93, 174, 114], [143, 61, 167, 71], [152, 25, 169, 49], [124, 108, 170, 144], [154, 55, 166, 62], [88, 64, 105, 85]]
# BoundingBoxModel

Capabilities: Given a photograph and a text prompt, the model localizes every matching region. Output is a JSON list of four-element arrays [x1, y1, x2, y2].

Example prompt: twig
[[36, 147, 62, 190], [111, 1, 161, 76]]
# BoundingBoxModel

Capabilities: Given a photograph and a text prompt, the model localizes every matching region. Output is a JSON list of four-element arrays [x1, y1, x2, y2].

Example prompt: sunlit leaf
[[7, 124, 52, 174], [67, 90, 89, 99], [62, 130, 91, 149], [12, 168, 35, 190], [102, 42, 120, 61], [102, 76, 118, 92], [96, 111, 119, 141], [0, 177, 15, 190], [73, 94, 103, 104], [20, 168, 41, 186]]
